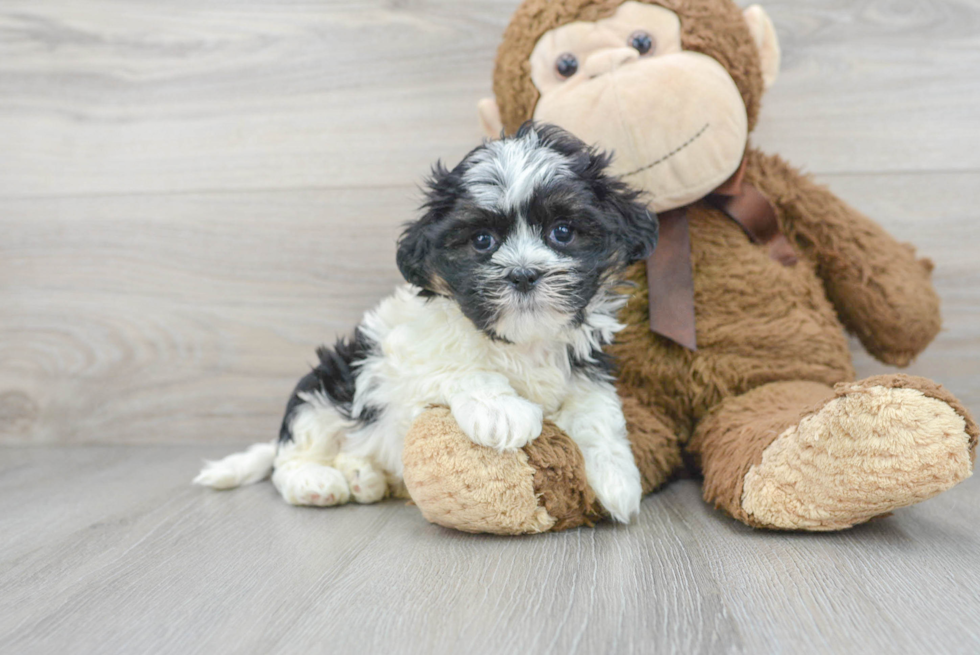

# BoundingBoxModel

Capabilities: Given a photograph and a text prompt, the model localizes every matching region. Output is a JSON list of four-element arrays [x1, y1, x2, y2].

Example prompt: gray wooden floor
[[2, 0, 980, 653], [2, 446, 979, 654]]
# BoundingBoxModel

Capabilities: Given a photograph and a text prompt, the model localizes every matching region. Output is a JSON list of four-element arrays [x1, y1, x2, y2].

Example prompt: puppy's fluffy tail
[[193, 442, 276, 490]]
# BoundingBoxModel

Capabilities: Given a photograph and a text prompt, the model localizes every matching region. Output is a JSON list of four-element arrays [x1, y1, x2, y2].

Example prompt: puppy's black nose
[[507, 268, 540, 293]]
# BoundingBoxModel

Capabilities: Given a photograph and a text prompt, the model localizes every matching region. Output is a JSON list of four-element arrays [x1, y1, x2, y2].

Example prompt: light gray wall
[[2, 0, 978, 444]]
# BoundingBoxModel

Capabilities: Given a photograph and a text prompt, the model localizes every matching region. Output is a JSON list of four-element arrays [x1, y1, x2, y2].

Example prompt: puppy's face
[[397, 123, 658, 343]]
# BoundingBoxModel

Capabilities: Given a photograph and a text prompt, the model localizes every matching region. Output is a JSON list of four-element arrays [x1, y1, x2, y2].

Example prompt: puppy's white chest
[[491, 342, 570, 414], [364, 290, 575, 416]]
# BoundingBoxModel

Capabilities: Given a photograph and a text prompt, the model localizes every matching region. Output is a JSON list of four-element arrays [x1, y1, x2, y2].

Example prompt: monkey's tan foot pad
[[402, 407, 604, 535], [741, 374, 978, 531]]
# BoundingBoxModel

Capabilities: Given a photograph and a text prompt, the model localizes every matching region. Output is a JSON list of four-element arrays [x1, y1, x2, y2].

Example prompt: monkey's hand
[[748, 149, 941, 366]]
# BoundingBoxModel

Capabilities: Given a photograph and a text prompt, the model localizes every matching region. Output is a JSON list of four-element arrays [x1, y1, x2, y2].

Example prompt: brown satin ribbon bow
[[645, 157, 798, 351]]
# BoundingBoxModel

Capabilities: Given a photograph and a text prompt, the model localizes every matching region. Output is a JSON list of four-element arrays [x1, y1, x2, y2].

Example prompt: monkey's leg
[[401, 396, 684, 534], [689, 376, 977, 531]]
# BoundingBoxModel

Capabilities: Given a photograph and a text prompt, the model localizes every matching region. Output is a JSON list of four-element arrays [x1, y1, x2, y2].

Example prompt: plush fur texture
[[197, 124, 658, 522], [493, 0, 764, 136], [400, 0, 978, 534], [403, 407, 559, 534], [740, 383, 973, 531], [524, 1, 755, 212], [693, 373, 979, 530]]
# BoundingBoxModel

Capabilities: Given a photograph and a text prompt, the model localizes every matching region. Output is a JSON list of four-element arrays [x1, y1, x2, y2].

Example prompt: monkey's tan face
[[529, 2, 748, 212]]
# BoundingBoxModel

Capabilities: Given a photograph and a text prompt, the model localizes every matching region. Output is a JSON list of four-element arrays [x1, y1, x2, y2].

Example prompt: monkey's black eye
[[549, 223, 575, 246], [555, 53, 578, 78], [472, 231, 496, 252], [629, 30, 655, 55]]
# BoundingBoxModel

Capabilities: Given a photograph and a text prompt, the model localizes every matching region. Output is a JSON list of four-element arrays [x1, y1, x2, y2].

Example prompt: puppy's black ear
[[584, 149, 659, 263], [395, 219, 433, 290], [606, 180, 659, 262], [397, 161, 460, 290]]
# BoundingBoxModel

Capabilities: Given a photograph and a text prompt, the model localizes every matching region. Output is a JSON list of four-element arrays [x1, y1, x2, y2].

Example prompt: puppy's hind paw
[[272, 462, 350, 507], [451, 393, 543, 452], [335, 454, 388, 504]]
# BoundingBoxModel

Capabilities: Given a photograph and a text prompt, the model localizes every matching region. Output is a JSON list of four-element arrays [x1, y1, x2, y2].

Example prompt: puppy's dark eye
[[555, 53, 578, 78], [549, 224, 574, 246], [629, 31, 655, 55], [472, 231, 496, 252]]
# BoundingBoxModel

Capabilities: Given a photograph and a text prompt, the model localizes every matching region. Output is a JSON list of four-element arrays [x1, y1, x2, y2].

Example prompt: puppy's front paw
[[586, 452, 642, 524], [451, 393, 543, 451]]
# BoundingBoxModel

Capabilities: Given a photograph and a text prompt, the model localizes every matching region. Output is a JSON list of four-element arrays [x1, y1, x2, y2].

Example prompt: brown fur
[[401, 0, 973, 534], [747, 152, 942, 366], [619, 391, 686, 494], [611, 183, 857, 432], [525, 424, 604, 530], [494, 391, 688, 530], [737, 375, 976, 530], [836, 374, 979, 458], [402, 407, 556, 534], [688, 381, 836, 527], [493, 0, 765, 135]]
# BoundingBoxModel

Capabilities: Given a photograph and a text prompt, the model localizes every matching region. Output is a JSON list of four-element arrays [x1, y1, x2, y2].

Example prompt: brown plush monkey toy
[[399, 0, 978, 534]]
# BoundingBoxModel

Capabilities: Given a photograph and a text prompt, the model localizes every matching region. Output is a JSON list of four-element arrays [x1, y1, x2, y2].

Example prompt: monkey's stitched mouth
[[622, 123, 710, 178]]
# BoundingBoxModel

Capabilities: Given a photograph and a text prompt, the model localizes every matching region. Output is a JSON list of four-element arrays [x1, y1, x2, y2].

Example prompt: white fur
[[268, 400, 353, 506], [193, 442, 276, 490], [492, 220, 565, 273], [552, 375, 642, 523], [196, 125, 645, 522], [486, 219, 579, 343], [329, 286, 639, 520], [345, 286, 579, 476], [272, 459, 350, 507], [450, 378, 545, 450], [463, 131, 573, 212], [335, 453, 388, 504], [195, 284, 643, 522]]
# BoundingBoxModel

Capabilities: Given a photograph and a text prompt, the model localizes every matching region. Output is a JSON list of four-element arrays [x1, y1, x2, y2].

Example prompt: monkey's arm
[[746, 148, 940, 367]]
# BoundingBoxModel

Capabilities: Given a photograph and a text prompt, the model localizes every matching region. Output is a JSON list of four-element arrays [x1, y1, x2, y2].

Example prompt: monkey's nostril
[[508, 268, 540, 292]]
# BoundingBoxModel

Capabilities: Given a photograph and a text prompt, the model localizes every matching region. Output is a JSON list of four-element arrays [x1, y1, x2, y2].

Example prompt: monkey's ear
[[477, 97, 504, 139], [743, 5, 781, 90]]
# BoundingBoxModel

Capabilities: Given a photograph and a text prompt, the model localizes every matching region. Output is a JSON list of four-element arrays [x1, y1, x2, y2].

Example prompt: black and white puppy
[[195, 123, 658, 522]]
